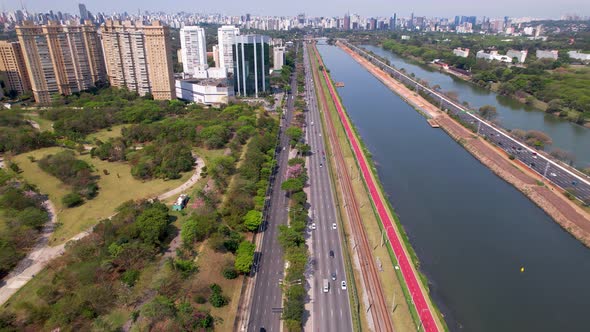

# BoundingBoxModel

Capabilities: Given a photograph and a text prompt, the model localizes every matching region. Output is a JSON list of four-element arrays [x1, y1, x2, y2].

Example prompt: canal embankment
[[338, 41, 590, 248]]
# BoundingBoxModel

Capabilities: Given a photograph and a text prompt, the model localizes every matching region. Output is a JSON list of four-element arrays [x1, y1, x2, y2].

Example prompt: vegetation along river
[[362, 44, 590, 169]]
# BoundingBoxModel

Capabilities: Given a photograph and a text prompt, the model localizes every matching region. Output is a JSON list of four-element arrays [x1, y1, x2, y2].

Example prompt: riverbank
[[374, 43, 589, 127], [340, 41, 590, 248]]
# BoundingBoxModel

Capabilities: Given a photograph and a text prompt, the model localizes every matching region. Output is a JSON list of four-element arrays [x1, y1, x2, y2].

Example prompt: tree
[[546, 99, 563, 114], [135, 204, 169, 246], [62, 193, 83, 208], [243, 210, 263, 232], [281, 178, 304, 195], [235, 241, 255, 273], [285, 126, 303, 146], [478, 105, 498, 121], [550, 148, 575, 165]]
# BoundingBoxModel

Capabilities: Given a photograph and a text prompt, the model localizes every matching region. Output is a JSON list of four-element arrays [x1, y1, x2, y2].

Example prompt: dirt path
[[0, 156, 205, 306]]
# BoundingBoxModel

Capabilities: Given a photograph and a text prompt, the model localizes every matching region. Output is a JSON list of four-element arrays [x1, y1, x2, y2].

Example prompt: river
[[316, 42, 590, 332], [361, 45, 590, 169]]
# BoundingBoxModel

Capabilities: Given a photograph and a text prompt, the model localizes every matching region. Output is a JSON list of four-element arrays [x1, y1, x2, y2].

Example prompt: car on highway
[[550, 172, 557, 177], [329, 250, 334, 258], [332, 223, 337, 230], [341, 281, 347, 290], [331, 272, 337, 280], [311, 223, 316, 230]]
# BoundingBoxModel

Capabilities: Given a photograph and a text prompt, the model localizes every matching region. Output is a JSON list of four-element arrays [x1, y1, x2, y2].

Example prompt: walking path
[[0, 156, 204, 306], [316, 43, 441, 332]]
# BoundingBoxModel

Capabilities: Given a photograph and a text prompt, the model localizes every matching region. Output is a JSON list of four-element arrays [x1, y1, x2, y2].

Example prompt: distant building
[[212, 45, 220, 67], [343, 14, 350, 31], [101, 20, 175, 100], [476, 50, 512, 63], [536, 49, 558, 60], [389, 14, 397, 31], [0, 40, 31, 96], [217, 25, 240, 74], [180, 26, 207, 76], [232, 34, 270, 97], [452, 47, 470, 58], [273, 46, 285, 70], [567, 50, 590, 62], [175, 78, 234, 105], [79, 3, 89, 21], [193, 66, 227, 79], [506, 49, 528, 63], [16, 20, 106, 103], [401, 35, 411, 40]]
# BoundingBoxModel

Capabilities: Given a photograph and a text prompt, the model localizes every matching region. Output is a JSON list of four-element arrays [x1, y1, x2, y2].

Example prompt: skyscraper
[[343, 13, 350, 31], [101, 20, 175, 100], [16, 20, 106, 103], [0, 40, 31, 96], [273, 46, 285, 70], [217, 25, 240, 74], [233, 35, 270, 97], [180, 26, 207, 76], [79, 3, 89, 21], [389, 13, 397, 30]]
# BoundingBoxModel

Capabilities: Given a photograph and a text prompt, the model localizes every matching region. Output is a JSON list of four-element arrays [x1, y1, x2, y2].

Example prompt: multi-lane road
[[248, 63, 297, 332], [303, 43, 353, 332]]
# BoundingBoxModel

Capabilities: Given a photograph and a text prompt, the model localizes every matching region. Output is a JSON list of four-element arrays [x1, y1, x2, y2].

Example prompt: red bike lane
[[316, 51, 440, 332]]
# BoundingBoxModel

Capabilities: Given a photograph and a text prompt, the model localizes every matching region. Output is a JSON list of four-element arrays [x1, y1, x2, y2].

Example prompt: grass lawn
[[310, 44, 417, 332], [12, 147, 191, 245], [22, 113, 53, 132], [192, 241, 245, 331], [192, 147, 226, 164], [86, 124, 127, 142]]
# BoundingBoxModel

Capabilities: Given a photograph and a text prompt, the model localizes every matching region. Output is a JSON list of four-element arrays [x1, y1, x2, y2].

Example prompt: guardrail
[[340, 39, 590, 204]]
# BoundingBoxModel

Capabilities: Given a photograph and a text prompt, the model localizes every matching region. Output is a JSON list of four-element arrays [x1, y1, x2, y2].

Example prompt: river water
[[361, 45, 590, 169], [316, 43, 590, 332]]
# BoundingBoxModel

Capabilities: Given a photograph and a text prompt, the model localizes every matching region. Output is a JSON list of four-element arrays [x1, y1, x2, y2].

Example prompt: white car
[[311, 223, 316, 230], [332, 223, 337, 230], [550, 172, 557, 177], [341, 281, 347, 290]]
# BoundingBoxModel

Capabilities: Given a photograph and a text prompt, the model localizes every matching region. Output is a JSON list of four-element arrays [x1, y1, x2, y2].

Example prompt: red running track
[[316, 48, 440, 332]]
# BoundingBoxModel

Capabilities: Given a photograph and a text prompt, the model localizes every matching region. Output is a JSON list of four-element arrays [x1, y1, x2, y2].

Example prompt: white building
[[476, 50, 512, 63], [273, 46, 285, 70], [536, 49, 558, 60], [568, 50, 590, 62], [452, 47, 470, 58], [212, 44, 220, 67], [175, 78, 234, 105], [194, 66, 228, 79], [506, 49, 528, 63], [180, 26, 207, 76], [217, 25, 240, 74]]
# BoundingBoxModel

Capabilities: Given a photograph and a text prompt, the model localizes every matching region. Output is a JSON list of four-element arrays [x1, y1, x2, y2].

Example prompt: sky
[[2, 0, 589, 19]]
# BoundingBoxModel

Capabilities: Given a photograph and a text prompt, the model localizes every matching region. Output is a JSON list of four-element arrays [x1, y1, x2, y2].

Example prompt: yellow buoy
[[520, 267, 525, 273]]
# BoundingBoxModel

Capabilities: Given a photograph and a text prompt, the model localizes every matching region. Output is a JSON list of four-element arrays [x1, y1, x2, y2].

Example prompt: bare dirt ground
[[340, 42, 590, 248]]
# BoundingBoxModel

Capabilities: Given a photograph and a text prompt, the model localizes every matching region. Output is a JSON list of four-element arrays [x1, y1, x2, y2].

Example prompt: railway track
[[308, 43, 394, 332]]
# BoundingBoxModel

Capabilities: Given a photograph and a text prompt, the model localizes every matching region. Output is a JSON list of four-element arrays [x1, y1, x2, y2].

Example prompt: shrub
[[121, 270, 140, 287], [62, 192, 83, 208], [208, 283, 228, 308], [222, 267, 238, 279]]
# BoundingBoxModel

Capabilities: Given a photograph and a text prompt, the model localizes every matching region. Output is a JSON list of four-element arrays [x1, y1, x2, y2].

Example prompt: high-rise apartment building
[[0, 40, 31, 96], [180, 26, 207, 76], [79, 3, 89, 21], [16, 20, 106, 103], [343, 14, 350, 31], [101, 20, 175, 100], [217, 25, 240, 74], [273, 46, 285, 70], [233, 34, 270, 97], [212, 45, 220, 67]]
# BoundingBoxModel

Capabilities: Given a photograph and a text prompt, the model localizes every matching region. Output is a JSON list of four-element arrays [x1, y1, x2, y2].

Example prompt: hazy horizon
[[2, 0, 589, 19]]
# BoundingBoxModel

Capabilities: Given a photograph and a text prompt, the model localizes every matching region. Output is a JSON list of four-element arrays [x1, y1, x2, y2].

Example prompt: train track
[[308, 42, 394, 332]]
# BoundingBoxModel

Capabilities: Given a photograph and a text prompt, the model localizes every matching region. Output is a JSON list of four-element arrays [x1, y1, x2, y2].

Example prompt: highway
[[342, 40, 590, 204], [303, 43, 353, 332], [247, 56, 297, 332]]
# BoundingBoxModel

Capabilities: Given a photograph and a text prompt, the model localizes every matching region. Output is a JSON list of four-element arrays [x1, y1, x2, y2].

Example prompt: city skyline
[[2, 0, 589, 19]]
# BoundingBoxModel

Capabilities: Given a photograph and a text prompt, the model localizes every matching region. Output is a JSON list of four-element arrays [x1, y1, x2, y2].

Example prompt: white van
[[323, 279, 329, 293]]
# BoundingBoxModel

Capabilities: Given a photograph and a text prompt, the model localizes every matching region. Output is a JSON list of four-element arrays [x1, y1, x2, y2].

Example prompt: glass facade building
[[232, 35, 270, 97]]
